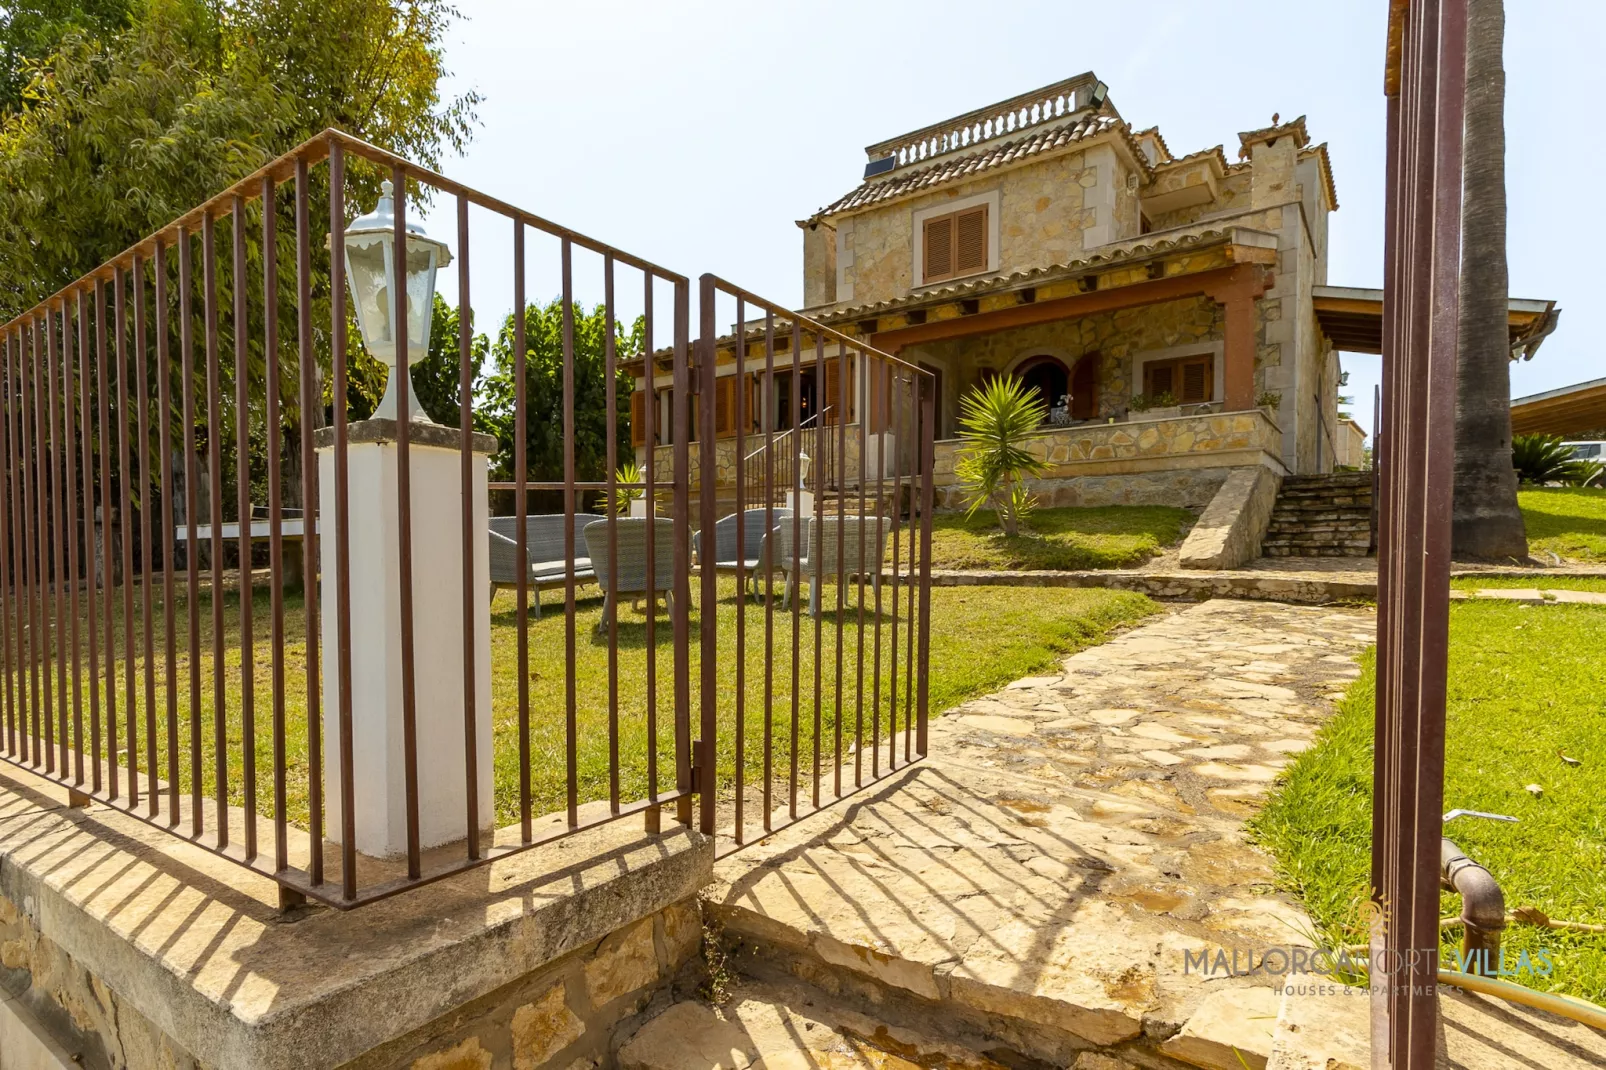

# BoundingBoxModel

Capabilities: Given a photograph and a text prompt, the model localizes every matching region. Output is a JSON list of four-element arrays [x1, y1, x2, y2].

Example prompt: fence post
[[696, 276, 718, 836]]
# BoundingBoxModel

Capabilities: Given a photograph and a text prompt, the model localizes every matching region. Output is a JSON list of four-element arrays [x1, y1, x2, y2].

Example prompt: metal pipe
[[1441, 836, 1506, 972]]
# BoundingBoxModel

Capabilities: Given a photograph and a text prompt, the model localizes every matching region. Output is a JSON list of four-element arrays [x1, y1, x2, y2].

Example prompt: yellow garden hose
[[1436, 970, 1606, 1031]]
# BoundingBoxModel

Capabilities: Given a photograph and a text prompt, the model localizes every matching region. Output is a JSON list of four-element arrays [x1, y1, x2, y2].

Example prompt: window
[[922, 205, 988, 284], [1143, 354, 1214, 404]]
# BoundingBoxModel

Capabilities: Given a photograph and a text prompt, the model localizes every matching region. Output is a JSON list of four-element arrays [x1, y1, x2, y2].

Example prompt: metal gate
[[693, 278, 933, 850]]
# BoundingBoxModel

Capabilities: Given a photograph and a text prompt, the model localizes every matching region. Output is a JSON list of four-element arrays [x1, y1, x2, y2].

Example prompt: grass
[[1520, 486, 1606, 562], [3, 578, 1157, 830], [1252, 600, 1606, 1003], [927, 505, 1193, 571]]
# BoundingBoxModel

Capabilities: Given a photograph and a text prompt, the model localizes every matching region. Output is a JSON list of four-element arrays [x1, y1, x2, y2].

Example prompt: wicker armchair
[[584, 517, 677, 632], [487, 512, 605, 618], [774, 514, 892, 618], [692, 508, 791, 600]]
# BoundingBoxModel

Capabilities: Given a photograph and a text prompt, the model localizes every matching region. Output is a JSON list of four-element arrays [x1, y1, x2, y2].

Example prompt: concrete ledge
[[314, 417, 499, 454], [1179, 465, 1282, 570], [0, 763, 711, 1069]]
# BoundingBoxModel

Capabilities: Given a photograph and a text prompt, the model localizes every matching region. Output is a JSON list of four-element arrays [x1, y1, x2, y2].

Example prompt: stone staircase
[[1261, 472, 1374, 558]]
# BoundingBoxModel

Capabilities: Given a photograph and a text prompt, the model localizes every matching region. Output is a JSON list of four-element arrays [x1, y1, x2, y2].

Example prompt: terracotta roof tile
[[815, 114, 1136, 218]]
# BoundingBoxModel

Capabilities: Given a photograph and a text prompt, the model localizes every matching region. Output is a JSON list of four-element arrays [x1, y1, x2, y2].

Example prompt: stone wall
[[350, 901, 702, 1070], [0, 887, 704, 1070], [1177, 466, 1283, 569]]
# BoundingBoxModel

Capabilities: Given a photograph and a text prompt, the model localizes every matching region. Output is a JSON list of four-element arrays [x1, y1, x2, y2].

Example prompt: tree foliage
[[0, 0, 133, 115], [1511, 435, 1602, 487], [954, 375, 1048, 537]]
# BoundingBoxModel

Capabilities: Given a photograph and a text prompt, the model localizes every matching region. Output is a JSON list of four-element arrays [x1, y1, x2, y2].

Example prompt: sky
[[417, 0, 1605, 443]]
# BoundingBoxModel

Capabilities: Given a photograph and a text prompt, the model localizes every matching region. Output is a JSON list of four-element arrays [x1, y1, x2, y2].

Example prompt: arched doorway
[[1070, 353, 1099, 420], [1014, 355, 1070, 415]]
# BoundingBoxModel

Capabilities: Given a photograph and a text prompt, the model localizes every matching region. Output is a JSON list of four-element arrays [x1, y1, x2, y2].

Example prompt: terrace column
[[1210, 264, 1274, 413], [315, 419, 499, 859]]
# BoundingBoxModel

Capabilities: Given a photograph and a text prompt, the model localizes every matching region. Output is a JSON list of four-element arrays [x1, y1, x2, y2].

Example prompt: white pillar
[[315, 419, 496, 859]]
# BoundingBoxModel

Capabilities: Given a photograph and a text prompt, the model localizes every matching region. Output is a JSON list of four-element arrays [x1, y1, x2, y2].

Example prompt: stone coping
[[313, 417, 499, 455], [0, 763, 710, 1069]]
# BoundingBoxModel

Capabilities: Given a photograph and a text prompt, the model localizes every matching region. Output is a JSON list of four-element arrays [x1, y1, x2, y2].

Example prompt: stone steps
[[1263, 474, 1374, 558], [618, 978, 1008, 1070]]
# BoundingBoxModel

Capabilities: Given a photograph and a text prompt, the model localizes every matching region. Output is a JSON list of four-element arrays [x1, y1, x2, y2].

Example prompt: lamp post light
[[342, 178, 451, 423]]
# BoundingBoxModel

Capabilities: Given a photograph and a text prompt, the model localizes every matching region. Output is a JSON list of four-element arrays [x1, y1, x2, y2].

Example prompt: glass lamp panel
[[404, 242, 436, 356], [346, 237, 392, 355]]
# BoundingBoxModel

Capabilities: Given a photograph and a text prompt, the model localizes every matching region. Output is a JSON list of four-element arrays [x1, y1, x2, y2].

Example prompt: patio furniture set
[[489, 510, 892, 625]]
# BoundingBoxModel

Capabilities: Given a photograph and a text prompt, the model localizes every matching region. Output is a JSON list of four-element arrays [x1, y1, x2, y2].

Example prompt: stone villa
[[632, 72, 1557, 527]]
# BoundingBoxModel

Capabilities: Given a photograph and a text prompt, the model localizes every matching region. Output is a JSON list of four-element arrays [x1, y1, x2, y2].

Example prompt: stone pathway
[[643, 600, 1379, 1067]]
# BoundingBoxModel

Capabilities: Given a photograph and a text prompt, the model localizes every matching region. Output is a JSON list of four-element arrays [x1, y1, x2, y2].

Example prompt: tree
[[953, 375, 1047, 537], [477, 299, 640, 510], [0, 0, 132, 115], [1452, 0, 1528, 560]]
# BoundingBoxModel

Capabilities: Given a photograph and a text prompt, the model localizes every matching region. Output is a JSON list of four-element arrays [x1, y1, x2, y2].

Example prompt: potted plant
[[1129, 390, 1180, 420]]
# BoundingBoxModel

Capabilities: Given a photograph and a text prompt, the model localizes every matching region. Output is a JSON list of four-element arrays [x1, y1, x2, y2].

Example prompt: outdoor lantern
[[343, 178, 452, 423]]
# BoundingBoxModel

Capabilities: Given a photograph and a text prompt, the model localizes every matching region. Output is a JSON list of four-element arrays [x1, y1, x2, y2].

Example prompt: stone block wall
[[0, 887, 705, 1070], [352, 901, 703, 1070]]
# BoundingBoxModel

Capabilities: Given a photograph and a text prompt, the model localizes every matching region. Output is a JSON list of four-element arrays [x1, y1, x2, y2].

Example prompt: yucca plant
[[954, 375, 1048, 536], [607, 460, 645, 515], [1511, 434, 1599, 486]]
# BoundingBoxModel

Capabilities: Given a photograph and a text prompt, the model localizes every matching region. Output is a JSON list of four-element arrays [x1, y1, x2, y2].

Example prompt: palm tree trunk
[[1453, 0, 1528, 560]]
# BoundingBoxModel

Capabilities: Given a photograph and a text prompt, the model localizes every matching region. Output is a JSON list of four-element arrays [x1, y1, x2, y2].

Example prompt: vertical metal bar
[[179, 229, 201, 834], [855, 348, 867, 786], [203, 216, 225, 838], [811, 331, 824, 804], [561, 238, 577, 829], [456, 193, 479, 860], [263, 177, 286, 866], [95, 280, 117, 797], [155, 242, 178, 821], [872, 359, 887, 775], [15, 327, 31, 769], [329, 141, 356, 898], [905, 373, 919, 762], [642, 275, 656, 806], [391, 162, 421, 880], [788, 320, 801, 819], [46, 303, 67, 776], [33, 315, 53, 773], [603, 254, 620, 815], [512, 220, 530, 841], [761, 311, 774, 829], [887, 370, 903, 770], [0, 333, 12, 760], [232, 198, 256, 858], [297, 155, 325, 886], [732, 296, 745, 842], [695, 277, 716, 836], [74, 293, 94, 787], [834, 344, 847, 797], [671, 278, 692, 827], [134, 257, 156, 815], [916, 368, 934, 757], [115, 270, 137, 800]]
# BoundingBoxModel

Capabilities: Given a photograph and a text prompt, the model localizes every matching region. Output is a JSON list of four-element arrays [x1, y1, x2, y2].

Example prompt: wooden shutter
[[1180, 357, 1212, 404], [630, 389, 647, 446], [714, 375, 738, 438], [1148, 363, 1175, 398], [822, 354, 854, 424], [923, 215, 953, 282], [955, 206, 987, 275]]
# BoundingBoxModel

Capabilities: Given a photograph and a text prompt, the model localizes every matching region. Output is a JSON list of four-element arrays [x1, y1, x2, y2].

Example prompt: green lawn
[[1252, 600, 1606, 1003], [4, 579, 1156, 829], [927, 505, 1193, 571], [1451, 575, 1606, 593], [1521, 486, 1606, 562]]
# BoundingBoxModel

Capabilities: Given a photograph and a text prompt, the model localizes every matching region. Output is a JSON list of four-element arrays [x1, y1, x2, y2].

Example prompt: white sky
[[419, 0, 1605, 442]]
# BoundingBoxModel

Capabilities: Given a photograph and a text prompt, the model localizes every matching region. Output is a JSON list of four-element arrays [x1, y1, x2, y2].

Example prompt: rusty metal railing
[[695, 278, 933, 850], [0, 130, 699, 908]]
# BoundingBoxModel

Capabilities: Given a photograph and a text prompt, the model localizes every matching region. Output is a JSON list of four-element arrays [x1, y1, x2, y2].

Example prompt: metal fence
[[694, 279, 933, 849], [0, 129, 933, 908]]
